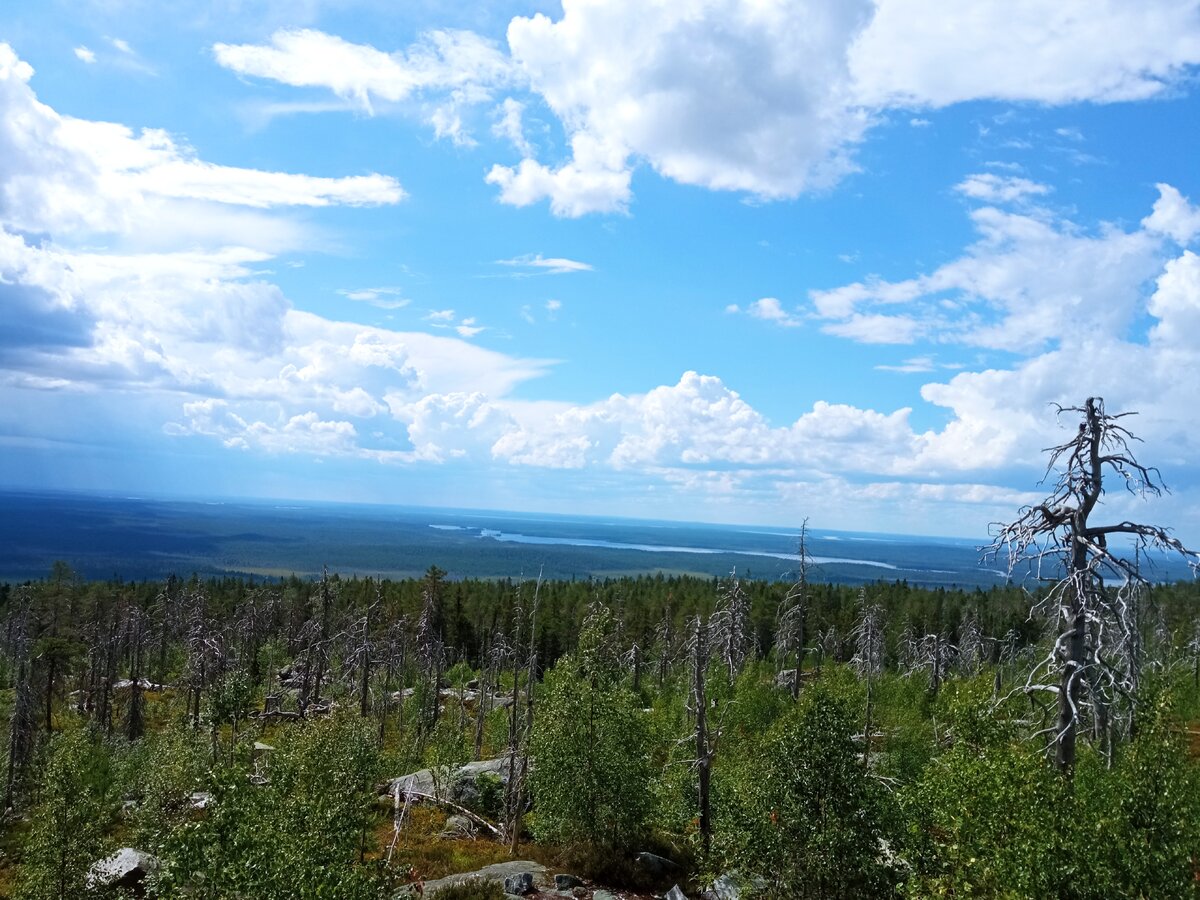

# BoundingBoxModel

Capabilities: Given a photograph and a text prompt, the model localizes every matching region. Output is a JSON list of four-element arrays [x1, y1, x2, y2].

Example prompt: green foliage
[[1067, 688, 1200, 899], [724, 676, 897, 899], [15, 725, 113, 900], [425, 716, 469, 799], [900, 682, 1200, 899], [154, 711, 385, 899], [899, 687, 1064, 898], [529, 605, 654, 851], [130, 723, 210, 853]]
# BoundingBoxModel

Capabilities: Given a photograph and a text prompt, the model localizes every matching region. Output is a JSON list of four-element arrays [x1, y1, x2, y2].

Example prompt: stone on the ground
[[554, 872, 584, 889], [635, 850, 679, 877], [439, 814, 476, 838], [702, 871, 765, 900], [188, 791, 213, 809], [665, 885, 689, 900], [397, 861, 548, 898], [388, 755, 515, 802], [87, 848, 158, 894], [503, 871, 535, 894]]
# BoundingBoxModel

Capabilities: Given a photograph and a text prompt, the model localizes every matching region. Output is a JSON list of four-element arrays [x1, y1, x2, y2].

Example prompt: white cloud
[[0, 43, 403, 244], [496, 252, 593, 274], [456, 317, 485, 338], [850, 0, 1200, 107], [213, 27, 517, 131], [1147, 250, 1200, 347], [493, 0, 1200, 214], [109, 38, 133, 55], [425, 309, 455, 323], [729, 297, 804, 328], [337, 287, 409, 309], [74, 47, 96, 64], [875, 355, 936, 373], [823, 312, 923, 344], [1142, 183, 1200, 245], [172, 400, 361, 456], [955, 173, 1052, 204], [492, 96, 532, 155], [485, 132, 633, 217], [812, 200, 1163, 352], [497, 0, 872, 215], [206, 4, 1200, 215]]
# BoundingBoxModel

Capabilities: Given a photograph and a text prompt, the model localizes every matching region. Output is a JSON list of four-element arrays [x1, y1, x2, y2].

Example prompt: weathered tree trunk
[[693, 618, 712, 859], [360, 605, 372, 718], [1056, 608, 1086, 775]]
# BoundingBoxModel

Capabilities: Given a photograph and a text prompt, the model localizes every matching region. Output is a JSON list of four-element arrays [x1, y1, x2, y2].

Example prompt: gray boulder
[[665, 886, 689, 900], [439, 814, 476, 839], [503, 871, 535, 894], [87, 848, 159, 895], [702, 871, 766, 900], [635, 850, 679, 878], [395, 860, 548, 897], [554, 873, 584, 889]]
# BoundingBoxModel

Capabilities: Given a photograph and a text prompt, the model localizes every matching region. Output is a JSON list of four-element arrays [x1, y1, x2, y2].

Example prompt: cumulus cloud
[[74, 46, 96, 64], [1142, 183, 1200, 245], [1147, 250, 1200, 347], [494, 0, 872, 215], [207, 3, 1200, 215], [811, 195, 1165, 352], [850, 0, 1200, 107]]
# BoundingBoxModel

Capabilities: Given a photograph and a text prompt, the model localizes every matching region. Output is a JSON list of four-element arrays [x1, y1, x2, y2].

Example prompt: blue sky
[[2, 0, 1200, 542]]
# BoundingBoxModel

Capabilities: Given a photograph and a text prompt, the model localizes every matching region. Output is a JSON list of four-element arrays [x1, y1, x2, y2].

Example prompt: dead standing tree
[[711, 570, 753, 684], [776, 520, 814, 699], [988, 397, 1198, 775], [850, 590, 885, 768]]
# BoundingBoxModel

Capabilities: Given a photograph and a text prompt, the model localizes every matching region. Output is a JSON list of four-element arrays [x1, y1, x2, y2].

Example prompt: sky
[[1, 0, 1200, 543]]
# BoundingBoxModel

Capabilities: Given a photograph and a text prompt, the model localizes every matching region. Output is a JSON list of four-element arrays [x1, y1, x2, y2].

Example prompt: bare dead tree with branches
[[711, 570, 753, 683], [686, 614, 716, 859], [851, 590, 886, 768], [987, 397, 1199, 775], [777, 519, 814, 699]]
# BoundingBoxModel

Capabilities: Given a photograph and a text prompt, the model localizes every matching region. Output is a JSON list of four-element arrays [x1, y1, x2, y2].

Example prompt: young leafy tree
[[529, 602, 653, 851], [1069, 685, 1200, 899], [900, 682, 1065, 898], [156, 711, 383, 900], [733, 677, 896, 899], [16, 727, 112, 900]]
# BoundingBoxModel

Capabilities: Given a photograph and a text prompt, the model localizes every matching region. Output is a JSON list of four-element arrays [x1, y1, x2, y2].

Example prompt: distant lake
[[471, 527, 900, 569]]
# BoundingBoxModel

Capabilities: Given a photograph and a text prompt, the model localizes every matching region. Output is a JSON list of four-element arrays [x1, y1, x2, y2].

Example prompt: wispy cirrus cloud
[[725, 297, 804, 328], [495, 253, 593, 275], [337, 287, 409, 309]]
